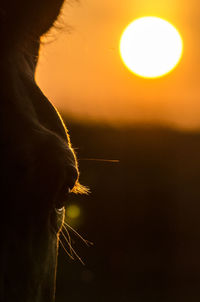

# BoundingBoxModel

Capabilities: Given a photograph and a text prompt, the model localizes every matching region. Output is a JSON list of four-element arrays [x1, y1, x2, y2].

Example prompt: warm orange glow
[[119, 17, 183, 78], [36, 0, 200, 129]]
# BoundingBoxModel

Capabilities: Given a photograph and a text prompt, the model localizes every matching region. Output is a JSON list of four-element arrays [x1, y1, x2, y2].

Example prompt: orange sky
[[36, 0, 200, 129]]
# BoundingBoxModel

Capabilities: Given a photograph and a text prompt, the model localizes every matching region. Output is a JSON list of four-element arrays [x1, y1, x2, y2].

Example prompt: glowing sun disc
[[119, 17, 183, 78]]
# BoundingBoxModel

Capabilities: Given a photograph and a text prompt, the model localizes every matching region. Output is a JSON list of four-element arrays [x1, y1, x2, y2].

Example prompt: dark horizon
[[56, 119, 200, 302]]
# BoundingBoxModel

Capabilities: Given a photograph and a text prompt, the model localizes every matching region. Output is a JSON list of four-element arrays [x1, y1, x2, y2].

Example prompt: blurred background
[[36, 1, 200, 301]]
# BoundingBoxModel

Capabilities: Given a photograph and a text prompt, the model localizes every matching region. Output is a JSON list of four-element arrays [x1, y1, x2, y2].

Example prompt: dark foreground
[[56, 121, 200, 302]]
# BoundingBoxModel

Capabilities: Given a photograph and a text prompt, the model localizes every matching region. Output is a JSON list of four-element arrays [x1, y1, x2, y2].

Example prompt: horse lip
[[55, 207, 65, 214]]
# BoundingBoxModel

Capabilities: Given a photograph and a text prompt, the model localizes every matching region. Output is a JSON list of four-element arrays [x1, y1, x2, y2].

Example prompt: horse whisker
[[63, 222, 93, 247], [61, 230, 85, 266], [61, 225, 73, 255], [58, 237, 75, 260], [60, 229, 73, 256]]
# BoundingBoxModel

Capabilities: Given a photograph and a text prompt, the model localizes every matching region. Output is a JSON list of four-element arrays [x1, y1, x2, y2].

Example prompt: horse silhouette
[[0, 1, 84, 301]]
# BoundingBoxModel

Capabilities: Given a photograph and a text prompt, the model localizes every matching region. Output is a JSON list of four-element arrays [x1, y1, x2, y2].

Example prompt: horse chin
[[2, 224, 58, 302]]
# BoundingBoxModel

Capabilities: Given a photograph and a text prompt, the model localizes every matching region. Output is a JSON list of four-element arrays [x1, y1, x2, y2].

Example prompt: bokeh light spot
[[66, 204, 81, 219]]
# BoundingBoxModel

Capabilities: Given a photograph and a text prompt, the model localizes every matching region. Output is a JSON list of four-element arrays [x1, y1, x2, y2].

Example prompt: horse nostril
[[66, 165, 79, 191], [55, 162, 79, 209]]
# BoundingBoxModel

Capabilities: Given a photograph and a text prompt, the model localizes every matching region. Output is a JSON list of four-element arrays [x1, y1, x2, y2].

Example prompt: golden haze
[[36, 0, 200, 129]]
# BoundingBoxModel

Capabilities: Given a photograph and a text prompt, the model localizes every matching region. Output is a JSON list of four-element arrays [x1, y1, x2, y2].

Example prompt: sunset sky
[[36, 0, 200, 129]]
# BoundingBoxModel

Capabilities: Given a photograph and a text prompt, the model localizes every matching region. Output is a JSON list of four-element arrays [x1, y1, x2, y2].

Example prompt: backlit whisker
[[63, 222, 93, 247], [60, 229, 73, 257], [58, 237, 75, 260], [61, 230, 85, 265]]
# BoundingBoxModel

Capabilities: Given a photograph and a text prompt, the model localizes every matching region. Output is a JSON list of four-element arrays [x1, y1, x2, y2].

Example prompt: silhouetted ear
[[0, 0, 65, 39]]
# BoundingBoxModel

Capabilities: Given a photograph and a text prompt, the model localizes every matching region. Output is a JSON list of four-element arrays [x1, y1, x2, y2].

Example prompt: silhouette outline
[[0, 1, 84, 301]]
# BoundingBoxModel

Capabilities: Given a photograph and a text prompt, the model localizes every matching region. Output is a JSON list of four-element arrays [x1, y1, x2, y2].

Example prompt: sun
[[119, 17, 183, 78]]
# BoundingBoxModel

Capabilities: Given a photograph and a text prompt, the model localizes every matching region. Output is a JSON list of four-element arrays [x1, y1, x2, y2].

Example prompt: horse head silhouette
[[0, 1, 85, 301]]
